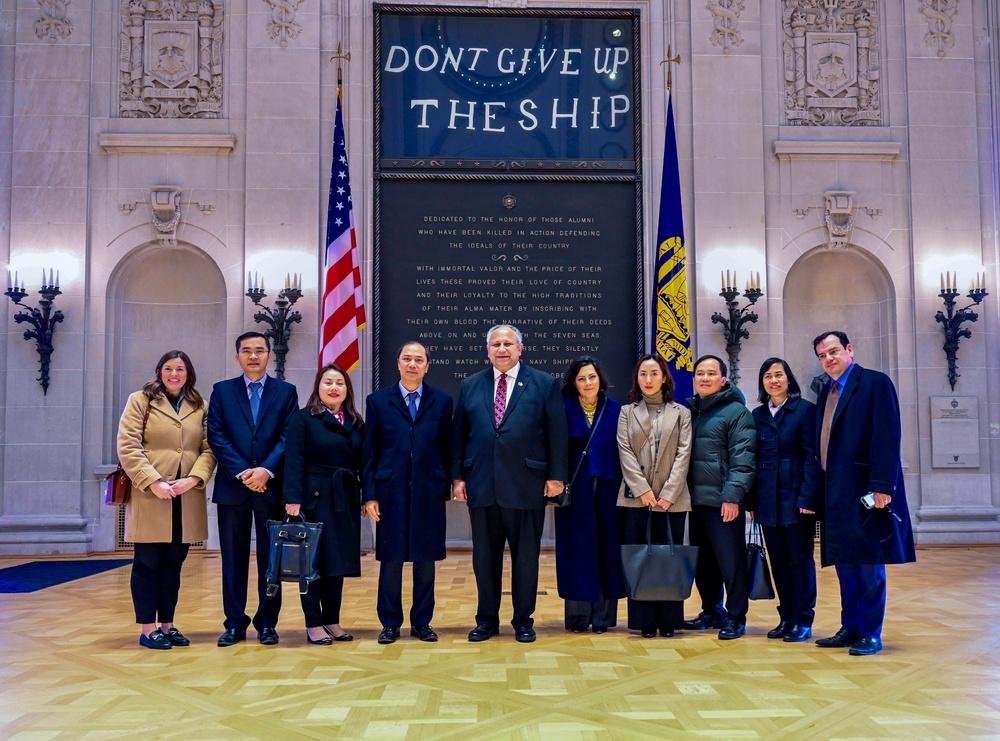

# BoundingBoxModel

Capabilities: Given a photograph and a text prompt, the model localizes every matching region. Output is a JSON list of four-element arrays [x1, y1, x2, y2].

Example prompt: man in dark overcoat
[[451, 324, 569, 643], [362, 342, 453, 644], [812, 331, 916, 656]]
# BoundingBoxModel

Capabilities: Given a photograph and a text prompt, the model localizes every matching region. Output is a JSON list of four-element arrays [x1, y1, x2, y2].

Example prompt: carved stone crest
[[919, 0, 959, 58], [824, 190, 855, 248], [264, 0, 304, 48], [707, 0, 745, 55], [36, 0, 73, 42], [151, 187, 182, 246], [119, 0, 224, 118]]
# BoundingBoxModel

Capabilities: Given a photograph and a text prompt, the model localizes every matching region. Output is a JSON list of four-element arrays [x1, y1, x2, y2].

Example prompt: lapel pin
[[517, 382, 524, 387]]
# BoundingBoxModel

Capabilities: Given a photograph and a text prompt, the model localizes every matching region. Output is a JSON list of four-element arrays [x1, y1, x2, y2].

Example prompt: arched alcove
[[783, 247, 896, 400]]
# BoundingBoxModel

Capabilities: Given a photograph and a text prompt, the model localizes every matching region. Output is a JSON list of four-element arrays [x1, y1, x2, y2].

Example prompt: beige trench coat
[[616, 400, 692, 511], [117, 390, 217, 543]]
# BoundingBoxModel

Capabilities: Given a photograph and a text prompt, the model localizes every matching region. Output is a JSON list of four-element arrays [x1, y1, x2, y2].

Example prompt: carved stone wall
[[782, 0, 882, 126], [118, 0, 224, 118]]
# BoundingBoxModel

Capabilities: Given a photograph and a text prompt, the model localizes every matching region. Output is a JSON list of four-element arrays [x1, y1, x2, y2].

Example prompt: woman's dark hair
[[142, 350, 203, 405], [627, 354, 674, 404], [561, 356, 609, 397], [306, 363, 361, 421], [756, 357, 803, 405]]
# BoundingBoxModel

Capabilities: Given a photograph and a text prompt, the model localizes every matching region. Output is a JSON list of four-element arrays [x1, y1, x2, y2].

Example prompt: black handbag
[[550, 400, 607, 508], [265, 514, 323, 596], [747, 516, 776, 600], [621, 509, 699, 601]]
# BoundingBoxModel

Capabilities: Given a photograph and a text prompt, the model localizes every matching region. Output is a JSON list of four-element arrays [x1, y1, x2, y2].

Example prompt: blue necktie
[[249, 381, 262, 425], [406, 391, 418, 421]]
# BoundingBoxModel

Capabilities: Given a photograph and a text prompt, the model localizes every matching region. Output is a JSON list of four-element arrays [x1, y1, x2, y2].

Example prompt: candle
[[726, 270, 731, 289], [49, 268, 54, 287], [285, 273, 290, 290], [254, 272, 259, 290], [940, 273, 944, 291], [247, 271, 252, 291], [5, 269, 10, 290], [295, 273, 301, 291], [55, 270, 59, 288], [720, 271, 724, 291]]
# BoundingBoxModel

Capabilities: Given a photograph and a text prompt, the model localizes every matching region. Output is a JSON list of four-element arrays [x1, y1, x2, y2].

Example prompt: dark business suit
[[207, 375, 299, 632], [816, 364, 915, 640], [362, 384, 452, 629], [451, 363, 569, 629]]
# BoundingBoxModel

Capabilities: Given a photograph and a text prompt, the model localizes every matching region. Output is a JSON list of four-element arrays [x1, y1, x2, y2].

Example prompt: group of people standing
[[117, 325, 914, 658]]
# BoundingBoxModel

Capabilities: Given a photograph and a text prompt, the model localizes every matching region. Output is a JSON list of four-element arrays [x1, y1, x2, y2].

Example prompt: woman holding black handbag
[[283, 363, 363, 645], [617, 354, 692, 638], [554, 356, 625, 634]]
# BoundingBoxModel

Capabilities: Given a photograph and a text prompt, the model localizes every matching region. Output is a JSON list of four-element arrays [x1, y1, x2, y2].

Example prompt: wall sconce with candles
[[4, 269, 65, 394], [936, 271, 988, 390], [710, 270, 764, 387], [245, 271, 303, 381]]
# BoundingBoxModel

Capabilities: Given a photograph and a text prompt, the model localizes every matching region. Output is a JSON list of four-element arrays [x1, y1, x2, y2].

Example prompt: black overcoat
[[283, 407, 363, 578], [749, 398, 819, 527], [361, 384, 453, 563]]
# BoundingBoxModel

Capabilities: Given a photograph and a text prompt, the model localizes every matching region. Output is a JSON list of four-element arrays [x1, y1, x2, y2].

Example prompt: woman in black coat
[[749, 358, 819, 643], [284, 363, 363, 646]]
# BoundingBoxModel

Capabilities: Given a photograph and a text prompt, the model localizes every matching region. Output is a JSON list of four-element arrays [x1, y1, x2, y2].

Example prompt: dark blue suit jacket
[[207, 375, 299, 506], [361, 384, 453, 562], [451, 363, 569, 510], [750, 398, 819, 527]]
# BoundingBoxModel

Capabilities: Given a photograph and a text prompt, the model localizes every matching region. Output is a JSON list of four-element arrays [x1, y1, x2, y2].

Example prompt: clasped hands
[[450, 479, 564, 502], [638, 490, 673, 511], [240, 467, 271, 493], [149, 476, 201, 500]]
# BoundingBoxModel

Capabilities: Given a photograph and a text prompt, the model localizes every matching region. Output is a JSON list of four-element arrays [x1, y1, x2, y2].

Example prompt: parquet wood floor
[[1, 546, 998, 740]]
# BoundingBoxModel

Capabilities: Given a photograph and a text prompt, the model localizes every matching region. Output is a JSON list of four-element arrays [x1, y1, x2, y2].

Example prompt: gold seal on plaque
[[501, 194, 516, 210]]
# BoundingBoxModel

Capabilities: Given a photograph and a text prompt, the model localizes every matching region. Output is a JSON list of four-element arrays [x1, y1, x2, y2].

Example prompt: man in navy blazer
[[812, 331, 915, 656], [451, 324, 569, 643], [207, 331, 299, 647], [362, 341, 453, 644]]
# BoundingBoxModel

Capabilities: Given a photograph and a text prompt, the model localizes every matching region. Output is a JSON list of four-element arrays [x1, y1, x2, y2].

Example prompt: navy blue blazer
[[207, 375, 299, 506], [451, 363, 569, 509], [814, 364, 915, 566], [749, 398, 819, 527], [361, 384, 453, 563]]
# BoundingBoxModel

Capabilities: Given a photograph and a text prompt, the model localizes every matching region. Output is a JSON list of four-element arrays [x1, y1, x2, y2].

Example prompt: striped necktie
[[494, 373, 507, 427]]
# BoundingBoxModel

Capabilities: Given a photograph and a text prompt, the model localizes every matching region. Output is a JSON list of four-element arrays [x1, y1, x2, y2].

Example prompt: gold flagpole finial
[[660, 45, 682, 93], [330, 42, 351, 78]]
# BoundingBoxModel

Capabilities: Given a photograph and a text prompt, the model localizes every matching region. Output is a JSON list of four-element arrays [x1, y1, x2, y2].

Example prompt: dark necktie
[[249, 381, 262, 425], [494, 373, 507, 427], [819, 382, 840, 470], [406, 391, 418, 421]]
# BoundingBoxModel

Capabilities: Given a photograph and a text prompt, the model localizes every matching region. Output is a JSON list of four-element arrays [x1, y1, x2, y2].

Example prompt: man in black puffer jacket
[[683, 355, 756, 640]]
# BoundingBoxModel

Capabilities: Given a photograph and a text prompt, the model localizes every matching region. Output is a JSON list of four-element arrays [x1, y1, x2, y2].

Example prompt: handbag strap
[[266, 524, 283, 597], [568, 399, 607, 487], [748, 514, 764, 547], [646, 506, 678, 556], [141, 400, 152, 435]]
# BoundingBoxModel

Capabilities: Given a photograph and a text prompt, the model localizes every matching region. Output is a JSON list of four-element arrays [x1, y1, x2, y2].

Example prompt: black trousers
[[762, 520, 817, 627], [564, 596, 618, 630], [377, 560, 436, 629], [689, 505, 748, 625], [300, 575, 345, 628], [469, 503, 545, 629], [131, 497, 189, 625], [619, 507, 686, 633], [217, 499, 284, 631]]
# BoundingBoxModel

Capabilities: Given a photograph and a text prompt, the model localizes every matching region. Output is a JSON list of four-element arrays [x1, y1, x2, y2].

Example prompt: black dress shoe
[[162, 627, 190, 646], [378, 626, 401, 644], [783, 625, 812, 643], [306, 631, 333, 646], [660, 628, 674, 637], [592, 626, 608, 634], [258, 627, 279, 645], [641, 629, 657, 638], [410, 625, 438, 642], [718, 620, 746, 640], [514, 626, 536, 643], [767, 621, 791, 639], [683, 612, 724, 630], [322, 626, 354, 642], [849, 636, 883, 656], [468, 624, 499, 642], [815, 627, 858, 648], [217, 628, 246, 647], [139, 630, 172, 650], [568, 626, 588, 634]]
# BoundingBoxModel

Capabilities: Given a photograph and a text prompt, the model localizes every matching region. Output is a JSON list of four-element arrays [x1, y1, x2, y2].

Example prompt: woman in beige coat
[[117, 350, 216, 649], [617, 354, 693, 637]]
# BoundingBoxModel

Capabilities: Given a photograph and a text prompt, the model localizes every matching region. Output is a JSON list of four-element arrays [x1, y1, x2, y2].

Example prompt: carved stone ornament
[[36, 0, 73, 42], [824, 190, 855, 248], [783, 0, 882, 126], [707, 0, 745, 55], [151, 187, 182, 246], [119, 0, 224, 118], [265, 0, 303, 48], [919, 0, 959, 58]]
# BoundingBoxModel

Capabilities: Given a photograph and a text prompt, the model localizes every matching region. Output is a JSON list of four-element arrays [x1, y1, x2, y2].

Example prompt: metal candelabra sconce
[[710, 270, 763, 386], [245, 272, 303, 381], [936, 271, 988, 390], [4, 269, 65, 394]]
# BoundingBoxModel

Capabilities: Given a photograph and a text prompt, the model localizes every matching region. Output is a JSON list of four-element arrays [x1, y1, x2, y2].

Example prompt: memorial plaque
[[930, 396, 980, 468]]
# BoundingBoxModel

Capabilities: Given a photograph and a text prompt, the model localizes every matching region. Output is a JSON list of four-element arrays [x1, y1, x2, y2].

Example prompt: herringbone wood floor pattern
[[1, 546, 998, 740]]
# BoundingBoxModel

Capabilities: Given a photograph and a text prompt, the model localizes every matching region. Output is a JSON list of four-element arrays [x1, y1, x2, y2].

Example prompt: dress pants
[[834, 563, 886, 639], [689, 504, 748, 625], [619, 508, 686, 633], [377, 560, 436, 629], [469, 503, 545, 629], [564, 596, 618, 631], [762, 521, 817, 627], [300, 575, 344, 628], [131, 497, 189, 624], [217, 499, 284, 631]]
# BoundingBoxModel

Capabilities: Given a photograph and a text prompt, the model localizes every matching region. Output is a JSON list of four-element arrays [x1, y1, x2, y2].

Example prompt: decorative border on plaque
[[707, 0, 744, 55], [264, 0, 303, 48], [36, 0, 73, 42], [919, 0, 959, 59]]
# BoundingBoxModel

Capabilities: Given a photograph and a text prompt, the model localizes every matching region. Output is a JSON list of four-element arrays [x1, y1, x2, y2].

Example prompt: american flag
[[321, 78, 366, 371]]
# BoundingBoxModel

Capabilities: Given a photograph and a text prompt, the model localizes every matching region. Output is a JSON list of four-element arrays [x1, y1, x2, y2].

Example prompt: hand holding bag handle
[[550, 400, 606, 508]]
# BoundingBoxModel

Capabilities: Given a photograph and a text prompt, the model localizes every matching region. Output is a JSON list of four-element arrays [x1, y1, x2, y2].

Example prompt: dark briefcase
[[265, 515, 323, 596]]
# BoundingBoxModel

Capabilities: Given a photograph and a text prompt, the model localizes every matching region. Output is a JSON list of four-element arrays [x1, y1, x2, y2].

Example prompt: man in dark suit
[[812, 331, 915, 656], [451, 324, 569, 643], [207, 331, 299, 646], [362, 341, 453, 644]]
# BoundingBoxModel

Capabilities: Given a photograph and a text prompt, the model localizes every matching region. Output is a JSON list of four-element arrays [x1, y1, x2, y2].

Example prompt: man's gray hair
[[486, 324, 523, 345]]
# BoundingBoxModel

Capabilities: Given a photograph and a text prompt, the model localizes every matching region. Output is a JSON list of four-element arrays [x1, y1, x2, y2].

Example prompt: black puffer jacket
[[686, 383, 756, 507]]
